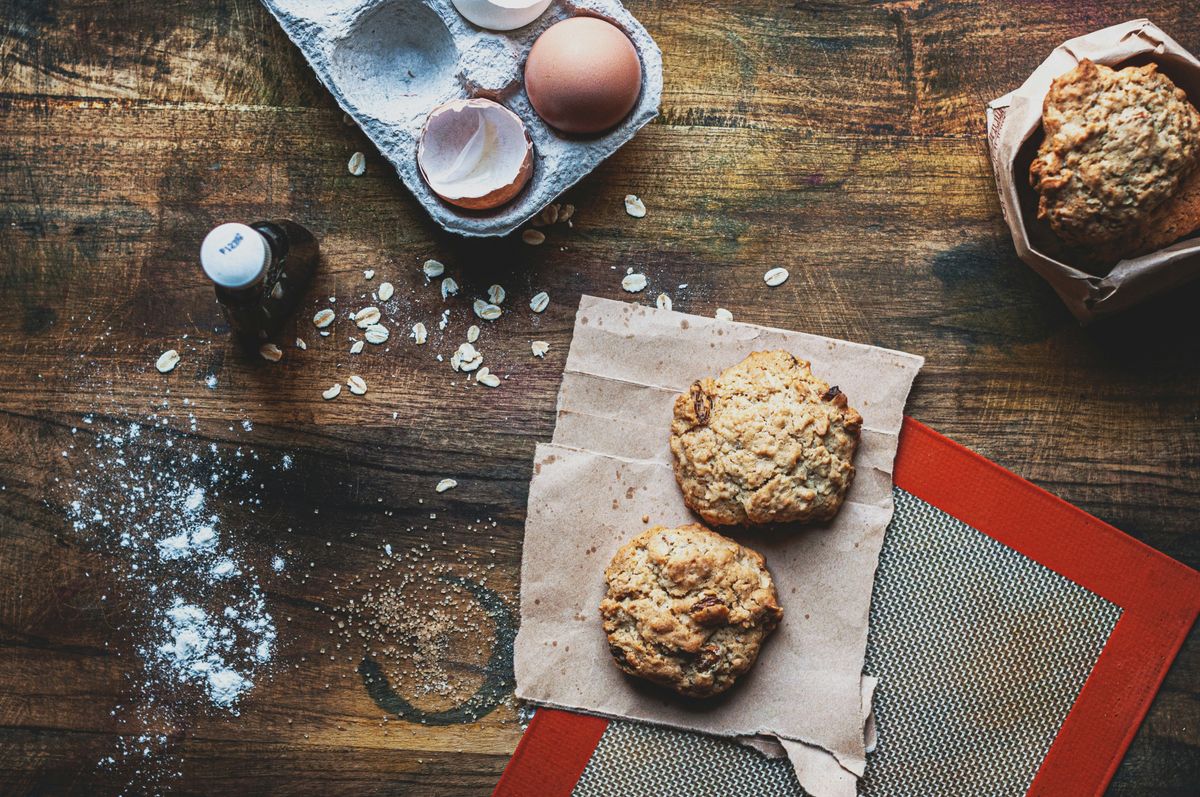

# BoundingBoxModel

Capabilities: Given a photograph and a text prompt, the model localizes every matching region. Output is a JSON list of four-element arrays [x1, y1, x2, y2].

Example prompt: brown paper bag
[[987, 19, 1200, 321]]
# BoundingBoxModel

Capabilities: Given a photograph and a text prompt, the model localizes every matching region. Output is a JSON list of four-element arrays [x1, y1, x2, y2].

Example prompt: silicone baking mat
[[495, 419, 1200, 797]]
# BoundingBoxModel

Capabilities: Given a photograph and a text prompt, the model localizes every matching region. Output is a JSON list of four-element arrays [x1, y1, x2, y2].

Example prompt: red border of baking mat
[[493, 418, 1200, 797]]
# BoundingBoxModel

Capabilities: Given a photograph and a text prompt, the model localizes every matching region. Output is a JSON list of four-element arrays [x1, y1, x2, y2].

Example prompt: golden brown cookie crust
[[599, 524, 783, 698], [669, 350, 863, 527], [1029, 59, 1200, 258]]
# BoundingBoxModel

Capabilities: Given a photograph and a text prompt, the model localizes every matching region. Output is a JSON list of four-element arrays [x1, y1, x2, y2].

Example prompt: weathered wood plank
[[0, 0, 1197, 794]]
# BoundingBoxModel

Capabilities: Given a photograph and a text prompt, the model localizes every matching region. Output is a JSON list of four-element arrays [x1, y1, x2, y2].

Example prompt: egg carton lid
[[261, 0, 663, 237]]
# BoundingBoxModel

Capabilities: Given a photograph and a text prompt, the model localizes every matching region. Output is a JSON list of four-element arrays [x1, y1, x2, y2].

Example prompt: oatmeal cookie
[[600, 524, 782, 698], [1029, 59, 1200, 255], [670, 350, 862, 527]]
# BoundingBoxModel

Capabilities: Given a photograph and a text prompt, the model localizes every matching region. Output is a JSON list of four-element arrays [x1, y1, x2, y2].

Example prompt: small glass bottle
[[200, 220, 320, 341]]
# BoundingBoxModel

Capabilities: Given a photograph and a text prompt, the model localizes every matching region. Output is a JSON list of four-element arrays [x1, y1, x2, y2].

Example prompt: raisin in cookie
[[1029, 59, 1200, 258], [600, 524, 782, 698], [670, 350, 862, 527]]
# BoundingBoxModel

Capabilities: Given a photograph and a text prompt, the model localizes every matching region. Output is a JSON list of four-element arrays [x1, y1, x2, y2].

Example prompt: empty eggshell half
[[417, 99, 534, 211], [451, 0, 553, 32]]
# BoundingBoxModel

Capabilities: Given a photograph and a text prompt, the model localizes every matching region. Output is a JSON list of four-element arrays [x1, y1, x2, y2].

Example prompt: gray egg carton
[[261, 0, 663, 236]]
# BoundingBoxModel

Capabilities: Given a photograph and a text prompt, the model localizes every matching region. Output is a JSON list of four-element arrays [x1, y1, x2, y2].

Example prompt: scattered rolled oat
[[522, 229, 546, 246], [656, 293, 672, 311], [473, 300, 502, 321], [411, 322, 428, 344], [349, 340, 365, 355], [539, 204, 559, 226], [313, 308, 336, 328], [530, 291, 549, 313], [559, 203, 575, 222], [475, 367, 501, 388], [531, 340, 549, 358], [423, 259, 445, 279], [354, 307, 381, 328], [466, 325, 480, 343], [295, 337, 307, 350], [270, 282, 284, 300], [764, 267, 790, 287], [377, 281, 394, 302], [451, 342, 483, 372], [624, 194, 646, 218], [347, 375, 368, 395], [435, 478, 457, 493], [259, 343, 283, 362], [364, 324, 389, 344], [441, 277, 459, 299], [155, 349, 180, 374], [322, 383, 342, 400], [621, 273, 648, 293], [487, 284, 506, 305], [348, 151, 366, 176], [715, 308, 734, 321]]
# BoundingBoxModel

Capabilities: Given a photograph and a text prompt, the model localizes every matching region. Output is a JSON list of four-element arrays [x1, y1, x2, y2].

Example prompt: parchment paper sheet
[[514, 296, 923, 791], [987, 19, 1200, 321]]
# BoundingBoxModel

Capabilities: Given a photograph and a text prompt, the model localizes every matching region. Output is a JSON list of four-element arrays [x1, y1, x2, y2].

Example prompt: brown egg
[[524, 16, 642, 135]]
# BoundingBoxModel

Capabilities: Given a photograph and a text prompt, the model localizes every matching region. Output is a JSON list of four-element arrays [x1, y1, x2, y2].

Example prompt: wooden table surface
[[2, 1, 1198, 794]]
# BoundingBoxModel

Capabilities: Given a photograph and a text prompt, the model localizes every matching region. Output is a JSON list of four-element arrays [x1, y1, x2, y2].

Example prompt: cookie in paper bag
[[1029, 59, 1200, 262], [670, 350, 862, 527], [600, 524, 782, 698]]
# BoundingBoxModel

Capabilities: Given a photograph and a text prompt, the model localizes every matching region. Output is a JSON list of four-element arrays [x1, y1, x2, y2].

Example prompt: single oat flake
[[363, 269, 375, 280], [155, 349, 180, 373], [441, 277, 459, 299], [715, 308, 734, 321], [322, 383, 342, 400], [530, 291, 550, 313], [423, 259, 445, 279], [522, 229, 546, 246], [656, 293, 672, 311], [259, 343, 283, 362], [559, 203, 576, 222], [349, 340, 365, 355], [487, 284, 506, 305], [531, 340, 550, 358], [435, 478, 457, 493], [348, 151, 366, 176], [364, 324, 389, 344], [467, 325, 480, 343], [313, 308, 336, 328], [347, 375, 368, 395], [411, 322, 428, 345], [354, 307, 381, 328], [624, 195, 646, 218], [475, 367, 501, 388], [377, 281, 394, 302], [474, 300, 502, 321], [295, 337, 307, 350], [622, 273, 648, 293], [764, 267, 790, 287]]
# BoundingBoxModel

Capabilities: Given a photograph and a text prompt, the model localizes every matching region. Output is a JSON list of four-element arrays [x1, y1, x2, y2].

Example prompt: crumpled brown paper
[[514, 296, 922, 793], [987, 19, 1200, 322]]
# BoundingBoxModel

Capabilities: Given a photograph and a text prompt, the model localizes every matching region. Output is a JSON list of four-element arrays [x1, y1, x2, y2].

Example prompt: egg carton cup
[[262, 0, 663, 237]]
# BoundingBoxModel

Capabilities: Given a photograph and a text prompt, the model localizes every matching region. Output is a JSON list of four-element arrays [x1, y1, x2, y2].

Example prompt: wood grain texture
[[1, 0, 1197, 794]]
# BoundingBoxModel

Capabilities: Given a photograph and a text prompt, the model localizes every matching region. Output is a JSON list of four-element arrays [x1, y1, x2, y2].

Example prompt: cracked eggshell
[[450, 0, 553, 32], [417, 98, 534, 211]]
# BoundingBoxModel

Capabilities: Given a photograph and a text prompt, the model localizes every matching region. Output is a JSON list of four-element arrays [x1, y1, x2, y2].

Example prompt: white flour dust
[[60, 414, 289, 792]]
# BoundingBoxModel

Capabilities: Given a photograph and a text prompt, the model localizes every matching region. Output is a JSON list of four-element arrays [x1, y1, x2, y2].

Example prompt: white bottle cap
[[200, 223, 269, 289]]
